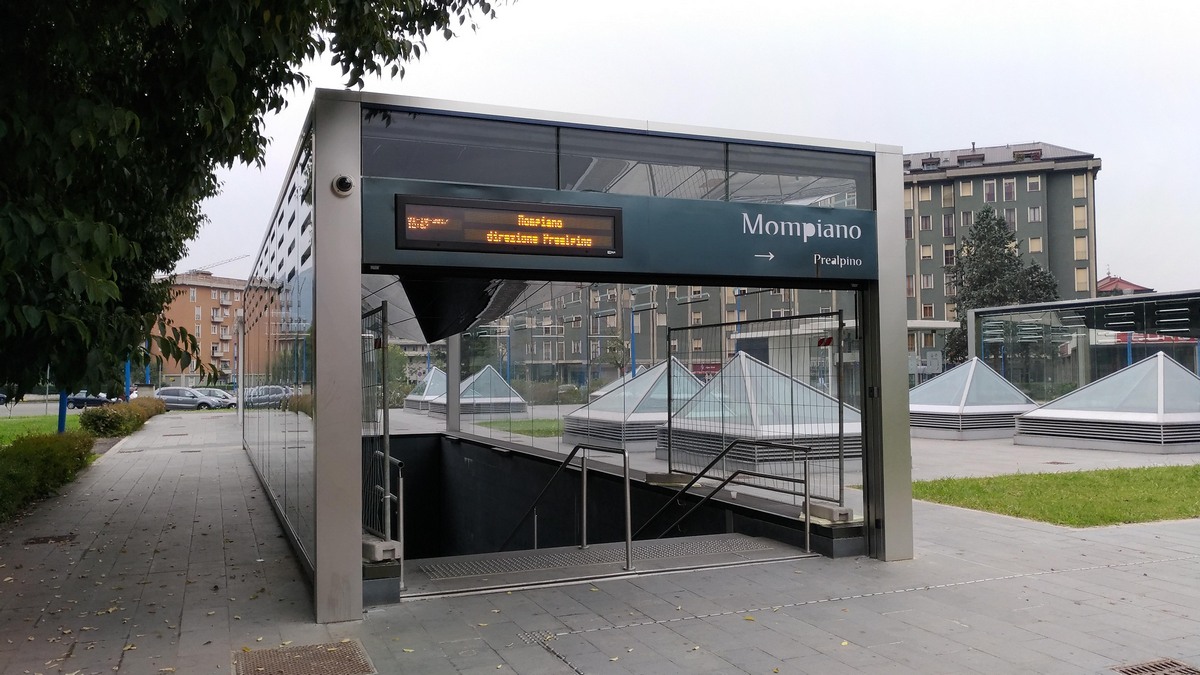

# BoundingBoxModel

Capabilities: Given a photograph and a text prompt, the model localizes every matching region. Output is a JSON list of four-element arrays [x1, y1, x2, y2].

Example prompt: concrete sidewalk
[[3, 412, 1200, 674]]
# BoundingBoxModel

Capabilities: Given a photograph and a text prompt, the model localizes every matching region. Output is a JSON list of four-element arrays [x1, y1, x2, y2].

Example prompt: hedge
[[79, 397, 167, 437], [0, 431, 94, 522]]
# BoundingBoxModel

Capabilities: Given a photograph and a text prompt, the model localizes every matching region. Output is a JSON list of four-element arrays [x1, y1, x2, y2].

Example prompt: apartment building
[[152, 270, 244, 386], [902, 142, 1101, 356]]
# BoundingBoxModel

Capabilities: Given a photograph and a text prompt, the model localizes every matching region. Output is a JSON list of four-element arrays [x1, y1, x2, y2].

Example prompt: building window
[[1003, 208, 1017, 231], [194, 306, 201, 320], [941, 185, 954, 208], [666, 285, 677, 298], [921, 304, 935, 319], [1029, 237, 1043, 253], [1027, 175, 1041, 192], [920, 273, 934, 290], [945, 304, 957, 321], [919, 214, 932, 231], [211, 289, 218, 300], [906, 275, 915, 297], [983, 179, 996, 203], [959, 180, 973, 197], [907, 333, 917, 352], [1073, 205, 1088, 229], [943, 245, 956, 267], [904, 216, 913, 239], [944, 276, 957, 297], [692, 338, 704, 352], [1074, 235, 1088, 260], [904, 187, 913, 209], [918, 185, 932, 201], [234, 292, 241, 302], [920, 244, 933, 260], [211, 325, 218, 335], [194, 324, 200, 337], [922, 333, 936, 349], [1072, 174, 1087, 199], [770, 308, 792, 318], [942, 213, 955, 238], [189, 288, 196, 302], [1028, 206, 1043, 223], [1002, 178, 1016, 201], [960, 210, 974, 229], [690, 286, 703, 297], [691, 311, 703, 325], [1074, 268, 1089, 293], [657, 312, 667, 327]]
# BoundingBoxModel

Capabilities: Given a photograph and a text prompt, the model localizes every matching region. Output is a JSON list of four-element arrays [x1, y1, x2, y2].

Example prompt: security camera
[[331, 175, 355, 197]]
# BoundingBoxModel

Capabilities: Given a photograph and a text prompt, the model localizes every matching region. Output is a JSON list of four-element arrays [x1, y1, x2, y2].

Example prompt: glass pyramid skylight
[[457, 364, 524, 402], [404, 366, 446, 409], [673, 351, 859, 434], [1037, 352, 1200, 418], [910, 357, 1035, 412], [580, 358, 701, 417]]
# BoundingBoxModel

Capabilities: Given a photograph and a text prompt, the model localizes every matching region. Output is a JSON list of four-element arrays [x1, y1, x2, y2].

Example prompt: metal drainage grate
[[164, 433, 188, 437], [421, 536, 773, 580], [1112, 658, 1200, 675], [24, 534, 76, 545], [235, 640, 375, 675], [118, 449, 145, 453], [180, 450, 202, 453]]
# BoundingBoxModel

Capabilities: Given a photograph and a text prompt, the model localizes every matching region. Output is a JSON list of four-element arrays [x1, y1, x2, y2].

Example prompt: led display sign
[[396, 195, 622, 258]]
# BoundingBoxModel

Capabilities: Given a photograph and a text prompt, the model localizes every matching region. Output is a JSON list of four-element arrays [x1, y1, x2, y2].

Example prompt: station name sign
[[395, 195, 622, 258]]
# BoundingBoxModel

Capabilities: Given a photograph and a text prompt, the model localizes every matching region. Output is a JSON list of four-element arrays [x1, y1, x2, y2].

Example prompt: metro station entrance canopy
[[242, 90, 911, 622]]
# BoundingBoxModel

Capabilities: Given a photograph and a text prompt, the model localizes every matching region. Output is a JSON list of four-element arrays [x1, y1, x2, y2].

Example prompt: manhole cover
[[1112, 658, 1200, 675], [235, 640, 375, 675], [24, 534, 76, 545]]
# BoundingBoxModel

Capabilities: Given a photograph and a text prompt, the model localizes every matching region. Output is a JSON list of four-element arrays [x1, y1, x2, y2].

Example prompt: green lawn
[[912, 465, 1200, 527], [478, 418, 563, 437], [0, 414, 83, 447]]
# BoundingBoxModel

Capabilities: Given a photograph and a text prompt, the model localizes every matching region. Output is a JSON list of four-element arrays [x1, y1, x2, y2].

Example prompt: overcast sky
[[188, 0, 1200, 292]]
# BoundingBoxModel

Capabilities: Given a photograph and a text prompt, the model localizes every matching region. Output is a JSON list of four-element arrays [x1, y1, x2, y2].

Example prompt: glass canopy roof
[[571, 358, 701, 418]]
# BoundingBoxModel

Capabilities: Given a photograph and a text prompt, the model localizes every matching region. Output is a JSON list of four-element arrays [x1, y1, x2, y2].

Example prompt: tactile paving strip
[[421, 535, 773, 580], [235, 640, 375, 675]]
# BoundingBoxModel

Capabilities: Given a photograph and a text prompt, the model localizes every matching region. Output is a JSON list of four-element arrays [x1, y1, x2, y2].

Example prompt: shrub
[[79, 398, 165, 437], [282, 393, 314, 417], [0, 431, 94, 522]]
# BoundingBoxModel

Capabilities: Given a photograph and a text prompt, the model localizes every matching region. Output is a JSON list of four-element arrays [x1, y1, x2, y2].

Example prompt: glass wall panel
[[558, 129, 726, 199], [974, 294, 1200, 402], [361, 110, 557, 188], [243, 128, 315, 572], [727, 144, 874, 209], [362, 106, 874, 209]]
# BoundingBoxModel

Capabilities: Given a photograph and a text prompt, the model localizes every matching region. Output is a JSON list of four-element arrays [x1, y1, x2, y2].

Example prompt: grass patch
[[0, 415, 82, 446], [912, 465, 1200, 527], [478, 418, 563, 437]]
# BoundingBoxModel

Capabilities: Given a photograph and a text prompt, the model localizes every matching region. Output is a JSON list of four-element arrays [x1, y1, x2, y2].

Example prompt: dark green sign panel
[[362, 179, 878, 281]]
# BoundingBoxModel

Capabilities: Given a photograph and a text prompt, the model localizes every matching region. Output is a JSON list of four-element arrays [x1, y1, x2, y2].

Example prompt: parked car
[[154, 386, 223, 410], [194, 387, 237, 408], [244, 385, 290, 408], [66, 391, 111, 409], [0, 392, 7, 405]]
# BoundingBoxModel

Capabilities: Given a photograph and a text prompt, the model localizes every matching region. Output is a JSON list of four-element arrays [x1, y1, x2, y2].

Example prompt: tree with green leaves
[[0, 0, 498, 402], [943, 205, 1059, 363]]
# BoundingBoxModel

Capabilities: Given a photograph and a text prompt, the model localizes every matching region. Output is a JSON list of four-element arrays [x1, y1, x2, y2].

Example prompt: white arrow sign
[[754, 252, 775, 261]]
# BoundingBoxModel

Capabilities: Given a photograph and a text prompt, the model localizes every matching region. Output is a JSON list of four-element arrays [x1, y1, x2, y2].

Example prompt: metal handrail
[[634, 437, 815, 546], [654, 465, 810, 553], [497, 443, 635, 571]]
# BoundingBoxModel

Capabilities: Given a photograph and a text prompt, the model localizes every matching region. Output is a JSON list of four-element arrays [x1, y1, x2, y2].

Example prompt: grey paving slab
[[6, 412, 1200, 673]]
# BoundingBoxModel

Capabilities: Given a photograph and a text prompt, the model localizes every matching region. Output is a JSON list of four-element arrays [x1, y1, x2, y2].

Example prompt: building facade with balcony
[[152, 270, 244, 386]]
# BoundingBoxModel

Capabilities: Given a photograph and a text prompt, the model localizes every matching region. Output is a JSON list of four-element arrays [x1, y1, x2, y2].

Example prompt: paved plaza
[[2, 411, 1200, 674]]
